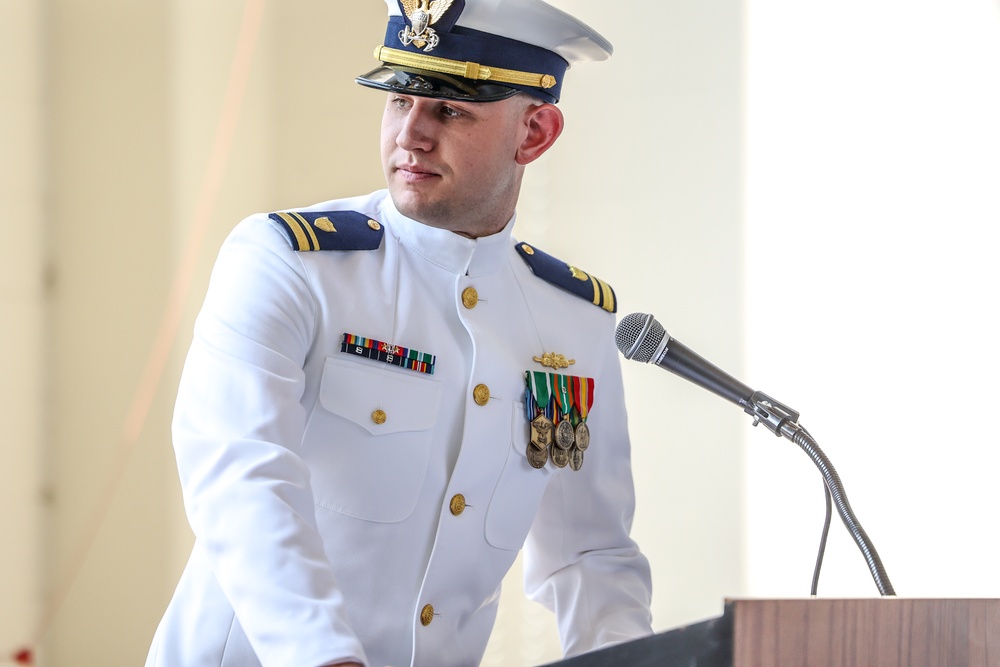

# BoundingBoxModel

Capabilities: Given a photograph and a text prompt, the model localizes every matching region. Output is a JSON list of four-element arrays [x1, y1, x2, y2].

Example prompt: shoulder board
[[268, 210, 384, 252], [515, 242, 617, 313]]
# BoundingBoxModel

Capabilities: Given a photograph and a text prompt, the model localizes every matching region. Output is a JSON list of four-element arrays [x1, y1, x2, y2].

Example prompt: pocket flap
[[319, 356, 441, 435]]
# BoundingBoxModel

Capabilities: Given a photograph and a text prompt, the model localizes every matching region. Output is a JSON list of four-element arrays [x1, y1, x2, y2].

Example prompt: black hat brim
[[355, 65, 522, 103]]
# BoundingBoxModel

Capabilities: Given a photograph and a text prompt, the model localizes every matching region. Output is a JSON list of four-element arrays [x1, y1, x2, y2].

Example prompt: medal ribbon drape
[[553, 373, 572, 422], [523, 385, 536, 422], [528, 371, 553, 419], [571, 375, 595, 425]]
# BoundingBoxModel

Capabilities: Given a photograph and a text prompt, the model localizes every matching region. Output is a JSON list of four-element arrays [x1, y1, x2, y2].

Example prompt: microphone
[[614, 312, 799, 437], [615, 312, 753, 409]]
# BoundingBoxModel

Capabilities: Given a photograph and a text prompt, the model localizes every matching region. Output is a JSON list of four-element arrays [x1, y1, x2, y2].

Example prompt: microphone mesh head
[[615, 312, 666, 363]]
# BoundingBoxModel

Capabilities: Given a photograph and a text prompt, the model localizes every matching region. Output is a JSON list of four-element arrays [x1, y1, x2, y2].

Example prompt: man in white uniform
[[146, 1, 653, 665]]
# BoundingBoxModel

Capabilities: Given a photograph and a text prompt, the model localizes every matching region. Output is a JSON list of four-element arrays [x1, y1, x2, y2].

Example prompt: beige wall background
[[4, 0, 998, 665], [743, 0, 1000, 602]]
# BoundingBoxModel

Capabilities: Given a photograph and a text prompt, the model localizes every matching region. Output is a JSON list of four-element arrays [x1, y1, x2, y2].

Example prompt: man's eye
[[440, 106, 463, 118]]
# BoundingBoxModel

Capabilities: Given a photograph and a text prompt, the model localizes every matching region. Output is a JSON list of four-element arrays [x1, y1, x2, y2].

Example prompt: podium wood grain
[[729, 598, 1000, 667]]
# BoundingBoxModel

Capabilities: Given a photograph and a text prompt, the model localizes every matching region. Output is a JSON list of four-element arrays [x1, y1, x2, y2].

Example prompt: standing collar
[[377, 193, 514, 277]]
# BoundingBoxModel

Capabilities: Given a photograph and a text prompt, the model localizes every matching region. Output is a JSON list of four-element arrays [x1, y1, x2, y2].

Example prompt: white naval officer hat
[[355, 0, 613, 104]]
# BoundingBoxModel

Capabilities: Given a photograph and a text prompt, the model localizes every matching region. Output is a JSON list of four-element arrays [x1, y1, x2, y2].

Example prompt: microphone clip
[[745, 391, 800, 437]]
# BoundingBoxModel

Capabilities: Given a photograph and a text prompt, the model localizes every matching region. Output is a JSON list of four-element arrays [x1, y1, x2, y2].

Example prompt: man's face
[[380, 93, 533, 238]]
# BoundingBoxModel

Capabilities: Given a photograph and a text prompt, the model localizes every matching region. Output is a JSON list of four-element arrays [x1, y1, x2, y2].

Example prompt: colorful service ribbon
[[341, 333, 436, 375]]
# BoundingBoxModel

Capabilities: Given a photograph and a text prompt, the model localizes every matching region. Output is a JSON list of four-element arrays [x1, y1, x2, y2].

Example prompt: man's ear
[[515, 103, 565, 165]]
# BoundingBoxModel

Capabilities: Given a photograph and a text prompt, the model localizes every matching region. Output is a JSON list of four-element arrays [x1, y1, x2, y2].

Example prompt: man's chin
[[389, 192, 449, 227]]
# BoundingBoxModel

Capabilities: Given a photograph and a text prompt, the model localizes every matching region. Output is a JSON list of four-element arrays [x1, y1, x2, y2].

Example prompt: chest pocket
[[483, 402, 557, 550], [303, 356, 441, 523]]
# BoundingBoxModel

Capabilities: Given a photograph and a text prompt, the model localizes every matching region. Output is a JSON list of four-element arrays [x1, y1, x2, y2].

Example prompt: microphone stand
[[743, 391, 896, 597]]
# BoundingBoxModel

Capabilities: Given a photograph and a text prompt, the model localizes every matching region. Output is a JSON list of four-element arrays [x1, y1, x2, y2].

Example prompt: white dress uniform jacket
[[146, 190, 653, 667]]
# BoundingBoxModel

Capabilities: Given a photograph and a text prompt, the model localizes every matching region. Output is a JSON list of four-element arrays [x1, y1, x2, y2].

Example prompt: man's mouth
[[395, 163, 440, 183]]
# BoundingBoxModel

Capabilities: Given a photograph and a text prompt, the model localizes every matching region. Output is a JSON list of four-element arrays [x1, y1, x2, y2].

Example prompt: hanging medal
[[523, 385, 548, 469], [549, 373, 575, 468], [568, 376, 595, 471], [527, 371, 554, 451], [571, 375, 594, 452], [553, 374, 576, 450], [549, 373, 572, 468], [524, 372, 555, 469]]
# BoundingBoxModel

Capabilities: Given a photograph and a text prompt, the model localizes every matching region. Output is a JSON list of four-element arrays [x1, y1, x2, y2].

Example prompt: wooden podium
[[545, 598, 1000, 666]]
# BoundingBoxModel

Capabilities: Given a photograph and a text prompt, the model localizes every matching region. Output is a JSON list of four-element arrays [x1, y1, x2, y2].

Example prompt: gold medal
[[569, 446, 584, 471], [530, 413, 553, 450], [526, 443, 548, 469], [574, 421, 590, 451], [555, 419, 575, 450], [550, 445, 570, 468]]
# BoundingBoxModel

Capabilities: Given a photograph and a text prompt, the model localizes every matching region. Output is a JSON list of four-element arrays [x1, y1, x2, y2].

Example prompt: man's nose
[[395, 106, 435, 151]]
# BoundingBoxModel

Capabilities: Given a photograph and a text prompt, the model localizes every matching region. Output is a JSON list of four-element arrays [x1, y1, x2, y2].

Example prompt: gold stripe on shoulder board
[[568, 265, 597, 305], [596, 277, 615, 313], [275, 212, 311, 251], [289, 211, 321, 251]]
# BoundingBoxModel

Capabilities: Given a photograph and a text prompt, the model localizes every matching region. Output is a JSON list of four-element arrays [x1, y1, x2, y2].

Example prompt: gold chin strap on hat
[[374, 45, 558, 89]]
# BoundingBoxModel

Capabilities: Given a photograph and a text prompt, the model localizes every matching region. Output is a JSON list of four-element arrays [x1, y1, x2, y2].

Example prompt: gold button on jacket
[[462, 286, 479, 309], [420, 604, 435, 626]]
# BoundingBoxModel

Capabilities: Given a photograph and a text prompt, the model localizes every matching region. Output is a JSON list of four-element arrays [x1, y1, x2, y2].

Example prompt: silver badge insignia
[[399, 0, 456, 52]]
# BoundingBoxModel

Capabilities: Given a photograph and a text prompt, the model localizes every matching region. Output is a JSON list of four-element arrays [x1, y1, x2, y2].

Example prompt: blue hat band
[[382, 16, 569, 102]]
